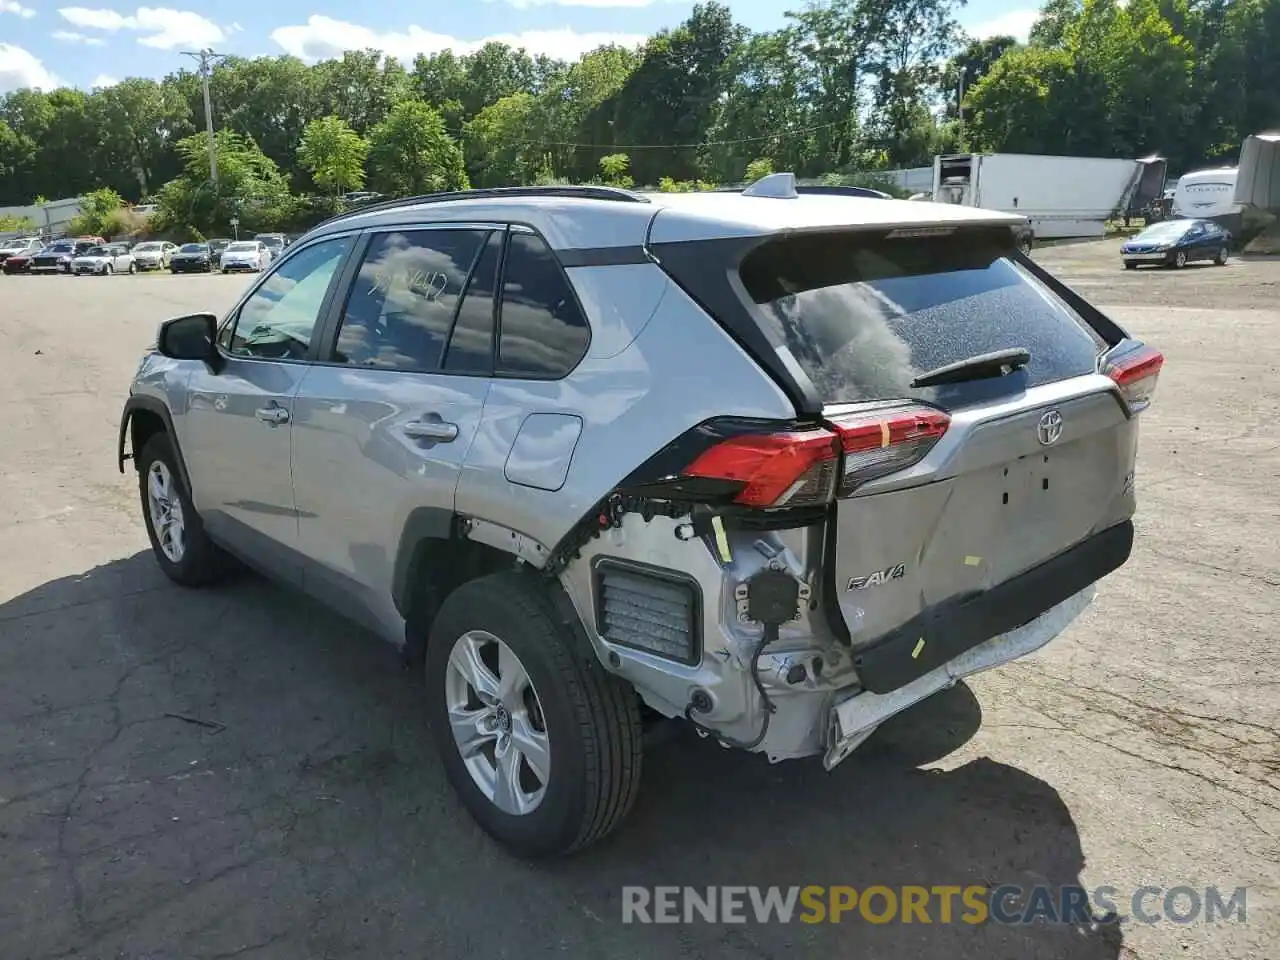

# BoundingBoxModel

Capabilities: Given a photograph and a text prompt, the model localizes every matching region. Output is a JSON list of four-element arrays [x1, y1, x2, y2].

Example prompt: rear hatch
[[656, 222, 1152, 686], [744, 228, 1138, 646]]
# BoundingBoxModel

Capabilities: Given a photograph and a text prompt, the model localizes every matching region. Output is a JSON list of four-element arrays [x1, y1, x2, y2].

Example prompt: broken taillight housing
[[828, 404, 951, 496], [634, 404, 951, 510], [1102, 341, 1164, 413], [682, 427, 841, 508]]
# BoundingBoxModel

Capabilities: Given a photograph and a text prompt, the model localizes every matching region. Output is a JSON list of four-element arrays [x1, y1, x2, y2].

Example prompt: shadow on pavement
[[0, 553, 1124, 960]]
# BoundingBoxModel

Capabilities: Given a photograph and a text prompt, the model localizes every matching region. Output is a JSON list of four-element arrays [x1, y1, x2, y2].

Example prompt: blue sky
[[1, 0, 1040, 93]]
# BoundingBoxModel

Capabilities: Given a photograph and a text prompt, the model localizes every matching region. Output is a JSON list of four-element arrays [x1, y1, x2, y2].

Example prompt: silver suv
[[117, 177, 1163, 857]]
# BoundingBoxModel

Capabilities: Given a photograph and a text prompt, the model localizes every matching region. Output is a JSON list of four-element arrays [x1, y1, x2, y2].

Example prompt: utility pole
[[180, 48, 227, 186]]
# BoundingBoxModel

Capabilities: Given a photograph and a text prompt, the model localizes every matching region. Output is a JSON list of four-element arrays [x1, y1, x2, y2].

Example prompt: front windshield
[[257, 236, 283, 247], [49, 242, 73, 253], [1135, 221, 1195, 242], [82, 246, 107, 256], [134, 242, 161, 252], [227, 242, 257, 251], [180, 243, 207, 253]]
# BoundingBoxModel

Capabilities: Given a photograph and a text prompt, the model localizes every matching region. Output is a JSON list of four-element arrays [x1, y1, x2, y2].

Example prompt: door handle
[[403, 419, 458, 442], [255, 405, 290, 425]]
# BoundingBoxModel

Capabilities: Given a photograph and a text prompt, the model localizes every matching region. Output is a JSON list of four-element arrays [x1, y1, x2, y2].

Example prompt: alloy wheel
[[443, 629, 551, 816], [146, 460, 186, 563]]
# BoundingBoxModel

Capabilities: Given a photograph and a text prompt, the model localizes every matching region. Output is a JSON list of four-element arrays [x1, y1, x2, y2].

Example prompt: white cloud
[[53, 30, 108, 45], [1, 0, 36, 18], [57, 6, 225, 49], [271, 15, 647, 64], [0, 43, 62, 91], [91, 73, 119, 86], [967, 8, 1039, 42]]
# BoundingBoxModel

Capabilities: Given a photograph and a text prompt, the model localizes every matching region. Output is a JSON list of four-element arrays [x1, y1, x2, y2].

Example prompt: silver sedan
[[70, 244, 137, 276]]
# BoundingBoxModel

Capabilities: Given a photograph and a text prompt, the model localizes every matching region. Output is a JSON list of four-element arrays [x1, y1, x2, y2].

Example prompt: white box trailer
[[929, 153, 1167, 243]]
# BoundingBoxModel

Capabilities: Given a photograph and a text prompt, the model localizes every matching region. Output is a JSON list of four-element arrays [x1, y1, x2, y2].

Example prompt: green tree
[[68, 187, 125, 236], [598, 153, 634, 187], [154, 129, 292, 237], [608, 3, 748, 184], [701, 30, 813, 181], [298, 116, 369, 195], [744, 157, 774, 181], [0, 213, 35, 232], [464, 92, 540, 187], [367, 100, 469, 196]]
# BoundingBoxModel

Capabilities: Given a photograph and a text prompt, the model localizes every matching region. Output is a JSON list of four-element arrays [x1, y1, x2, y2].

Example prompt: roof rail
[[794, 184, 894, 200], [705, 179, 894, 201], [313, 184, 650, 230]]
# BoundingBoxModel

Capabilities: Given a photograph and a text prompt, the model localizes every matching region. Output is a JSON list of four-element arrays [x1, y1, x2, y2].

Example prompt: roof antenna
[[742, 172, 799, 199]]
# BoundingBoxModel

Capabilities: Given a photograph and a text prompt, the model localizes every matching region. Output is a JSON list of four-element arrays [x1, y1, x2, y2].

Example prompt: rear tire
[[424, 571, 643, 858], [137, 434, 232, 587]]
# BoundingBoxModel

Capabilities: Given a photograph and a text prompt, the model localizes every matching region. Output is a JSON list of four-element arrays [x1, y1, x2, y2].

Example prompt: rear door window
[[738, 228, 1103, 408], [332, 228, 489, 372], [496, 231, 590, 379]]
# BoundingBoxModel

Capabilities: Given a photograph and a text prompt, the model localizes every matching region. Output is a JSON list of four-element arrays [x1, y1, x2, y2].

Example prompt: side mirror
[[156, 313, 222, 371]]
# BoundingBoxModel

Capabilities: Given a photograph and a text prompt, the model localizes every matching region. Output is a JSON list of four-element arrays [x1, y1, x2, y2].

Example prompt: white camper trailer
[[1172, 167, 1244, 228]]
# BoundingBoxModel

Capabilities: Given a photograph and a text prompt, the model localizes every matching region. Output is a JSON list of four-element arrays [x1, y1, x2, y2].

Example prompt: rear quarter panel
[[454, 263, 797, 553]]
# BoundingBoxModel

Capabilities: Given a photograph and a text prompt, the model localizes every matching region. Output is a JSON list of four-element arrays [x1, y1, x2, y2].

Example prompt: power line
[[499, 118, 852, 152], [180, 49, 229, 186]]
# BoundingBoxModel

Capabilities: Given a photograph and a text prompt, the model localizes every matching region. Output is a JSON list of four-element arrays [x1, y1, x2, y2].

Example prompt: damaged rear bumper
[[823, 583, 1096, 769]]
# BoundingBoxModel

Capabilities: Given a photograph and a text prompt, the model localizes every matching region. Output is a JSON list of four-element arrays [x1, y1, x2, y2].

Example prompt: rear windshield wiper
[[910, 347, 1031, 388]]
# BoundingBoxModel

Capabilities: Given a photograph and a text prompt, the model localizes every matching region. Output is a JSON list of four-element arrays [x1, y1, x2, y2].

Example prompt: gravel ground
[[0, 238, 1276, 960]]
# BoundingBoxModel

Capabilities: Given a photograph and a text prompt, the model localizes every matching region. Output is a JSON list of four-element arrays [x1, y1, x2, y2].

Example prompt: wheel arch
[[394, 508, 547, 664], [118, 396, 193, 493]]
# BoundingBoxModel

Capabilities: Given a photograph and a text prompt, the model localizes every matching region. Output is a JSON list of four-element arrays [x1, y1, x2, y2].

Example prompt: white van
[[1172, 167, 1243, 221]]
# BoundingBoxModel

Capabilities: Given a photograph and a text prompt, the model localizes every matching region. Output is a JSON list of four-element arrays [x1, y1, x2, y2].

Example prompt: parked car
[[0, 236, 43, 267], [206, 238, 231, 262], [252, 232, 286, 261], [170, 242, 215, 273], [2, 244, 42, 274], [117, 178, 1163, 857], [131, 240, 177, 271], [219, 240, 268, 272], [1120, 218, 1232, 269], [71, 243, 137, 276], [30, 238, 96, 273]]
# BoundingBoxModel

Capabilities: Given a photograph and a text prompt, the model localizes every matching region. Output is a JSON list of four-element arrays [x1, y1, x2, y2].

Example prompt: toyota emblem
[[1037, 409, 1064, 446]]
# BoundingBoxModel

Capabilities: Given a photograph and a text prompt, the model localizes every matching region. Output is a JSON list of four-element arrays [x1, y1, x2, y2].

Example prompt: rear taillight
[[828, 404, 951, 495], [1103, 341, 1164, 413], [683, 427, 840, 508]]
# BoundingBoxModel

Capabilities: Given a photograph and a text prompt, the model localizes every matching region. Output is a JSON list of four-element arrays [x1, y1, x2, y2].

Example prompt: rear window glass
[[739, 229, 1103, 408]]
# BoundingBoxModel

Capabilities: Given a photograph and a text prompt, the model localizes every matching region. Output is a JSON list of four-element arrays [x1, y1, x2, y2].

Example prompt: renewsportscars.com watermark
[[621, 885, 1248, 926]]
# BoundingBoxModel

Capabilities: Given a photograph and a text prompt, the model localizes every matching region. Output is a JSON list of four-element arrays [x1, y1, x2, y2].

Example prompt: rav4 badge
[[847, 563, 906, 591]]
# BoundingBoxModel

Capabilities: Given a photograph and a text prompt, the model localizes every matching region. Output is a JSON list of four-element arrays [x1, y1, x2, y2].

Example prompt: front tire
[[104, 264, 113, 276], [1173, 250, 1188, 268], [137, 434, 231, 587], [425, 571, 643, 858], [128, 261, 137, 274], [1216, 247, 1229, 266]]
